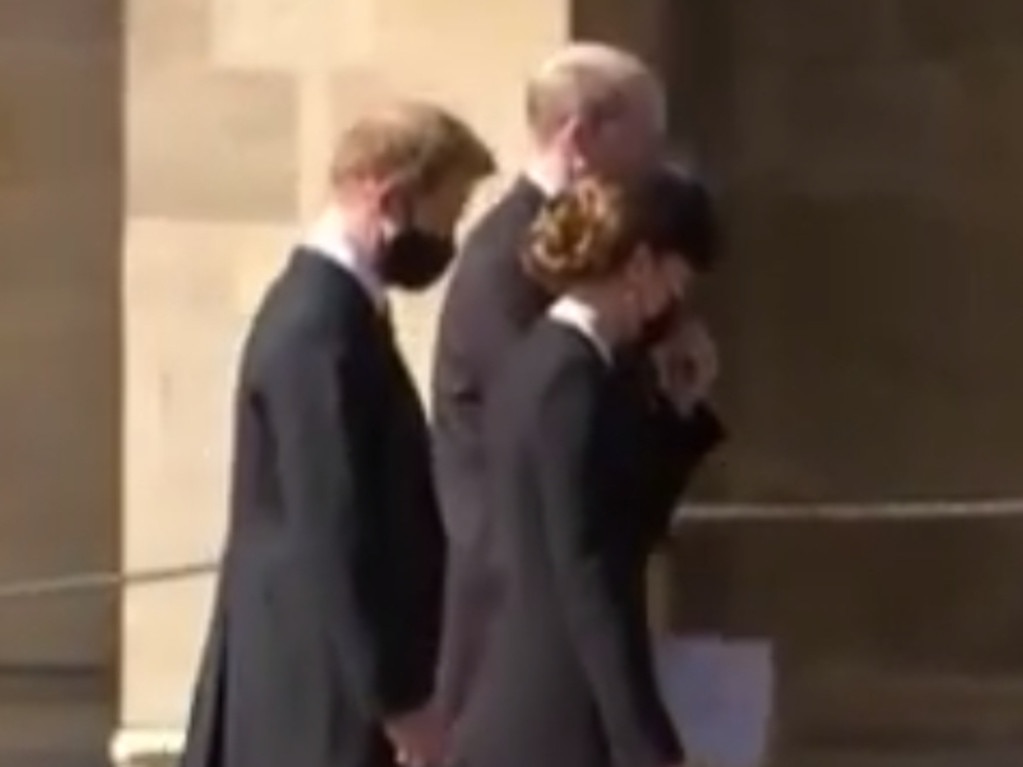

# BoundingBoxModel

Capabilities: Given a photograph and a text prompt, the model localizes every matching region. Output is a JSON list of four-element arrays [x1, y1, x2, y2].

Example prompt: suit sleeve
[[644, 396, 726, 508], [430, 233, 550, 551], [533, 365, 683, 767], [437, 239, 550, 408], [262, 335, 407, 719], [618, 357, 726, 524]]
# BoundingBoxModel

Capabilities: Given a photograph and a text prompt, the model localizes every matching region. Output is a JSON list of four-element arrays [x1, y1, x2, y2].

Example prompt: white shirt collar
[[301, 209, 388, 313], [548, 295, 613, 365]]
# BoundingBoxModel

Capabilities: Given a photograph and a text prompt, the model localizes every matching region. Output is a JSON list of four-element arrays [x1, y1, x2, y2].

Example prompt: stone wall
[[674, 0, 1023, 503], [665, 0, 1023, 653], [0, 0, 121, 669], [658, 1, 1023, 760]]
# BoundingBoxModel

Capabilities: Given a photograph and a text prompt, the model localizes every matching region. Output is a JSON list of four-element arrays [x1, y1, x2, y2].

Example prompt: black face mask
[[378, 228, 455, 291]]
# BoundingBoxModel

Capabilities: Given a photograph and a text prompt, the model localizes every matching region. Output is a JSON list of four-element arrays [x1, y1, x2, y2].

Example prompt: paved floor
[[785, 748, 1023, 766], [3, 664, 1023, 766]]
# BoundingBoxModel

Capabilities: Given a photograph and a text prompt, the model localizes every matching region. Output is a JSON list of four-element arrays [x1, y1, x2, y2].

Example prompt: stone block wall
[[657, 1, 1023, 760], [666, 0, 1023, 654], [672, 0, 1023, 503]]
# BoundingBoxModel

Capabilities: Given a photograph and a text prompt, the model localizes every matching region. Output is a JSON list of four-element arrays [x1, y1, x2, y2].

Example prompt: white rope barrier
[[0, 498, 1021, 602], [675, 498, 1023, 523]]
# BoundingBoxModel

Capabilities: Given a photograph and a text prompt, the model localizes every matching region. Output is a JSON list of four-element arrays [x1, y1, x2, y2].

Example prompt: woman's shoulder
[[517, 320, 608, 419], [490, 318, 602, 408], [485, 320, 606, 453], [525, 318, 605, 377]]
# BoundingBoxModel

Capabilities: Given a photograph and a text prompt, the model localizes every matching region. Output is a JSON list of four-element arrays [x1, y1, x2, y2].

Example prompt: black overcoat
[[456, 319, 694, 767], [179, 249, 445, 767]]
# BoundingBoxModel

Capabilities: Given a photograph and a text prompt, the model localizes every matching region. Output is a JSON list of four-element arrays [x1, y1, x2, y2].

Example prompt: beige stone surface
[[121, 218, 290, 723], [122, 219, 290, 563], [126, 0, 210, 76], [372, 0, 566, 166], [126, 69, 299, 221], [122, 577, 216, 726], [211, 0, 377, 69]]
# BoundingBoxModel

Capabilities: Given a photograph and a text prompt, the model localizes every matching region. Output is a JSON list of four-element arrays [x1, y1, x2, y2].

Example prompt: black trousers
[[436, 543, 504, 723]]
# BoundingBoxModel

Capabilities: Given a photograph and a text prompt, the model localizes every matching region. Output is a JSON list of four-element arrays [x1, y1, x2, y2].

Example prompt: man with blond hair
[[180, 101, 494, 767], [431, 43, 723, 728]]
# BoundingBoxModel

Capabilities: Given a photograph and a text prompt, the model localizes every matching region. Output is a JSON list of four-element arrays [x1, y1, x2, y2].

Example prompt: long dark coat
[[455, 319, 695, 767], [179, 249, 445, 767]]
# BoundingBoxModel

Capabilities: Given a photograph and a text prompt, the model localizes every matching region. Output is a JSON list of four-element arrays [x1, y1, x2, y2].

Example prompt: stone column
[[0, 0, 121, 671], [114, 0, 567, 763], [0, 3, 121, 762]]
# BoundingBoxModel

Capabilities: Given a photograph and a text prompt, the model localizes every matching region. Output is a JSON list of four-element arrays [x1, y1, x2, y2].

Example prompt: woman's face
[[622, 246, 693, 345]]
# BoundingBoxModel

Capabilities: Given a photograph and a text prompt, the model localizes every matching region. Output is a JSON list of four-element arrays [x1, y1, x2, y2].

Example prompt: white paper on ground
[[653, 635, 775, 767]]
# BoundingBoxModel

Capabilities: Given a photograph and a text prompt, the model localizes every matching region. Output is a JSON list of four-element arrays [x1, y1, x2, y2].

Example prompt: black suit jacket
[[180, 249, 444, 767], [457, 320, 685, 767]]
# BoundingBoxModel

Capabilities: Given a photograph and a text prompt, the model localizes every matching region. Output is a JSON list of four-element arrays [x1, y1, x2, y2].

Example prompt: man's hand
[[652, 316, 719, 416], [384, 703, 448, 767]]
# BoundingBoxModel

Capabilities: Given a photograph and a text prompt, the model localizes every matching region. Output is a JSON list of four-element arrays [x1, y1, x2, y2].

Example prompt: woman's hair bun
[[524, 177, 631, 290], [522, 167, 718, 292]]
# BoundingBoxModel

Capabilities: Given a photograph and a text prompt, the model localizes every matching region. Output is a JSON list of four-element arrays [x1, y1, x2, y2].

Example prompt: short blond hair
[[330, 100, 495, 195], [525, 43, 662, 140]]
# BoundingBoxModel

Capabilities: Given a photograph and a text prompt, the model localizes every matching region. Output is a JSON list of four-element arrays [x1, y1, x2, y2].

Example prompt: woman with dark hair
[[454, 173, 717, 767]]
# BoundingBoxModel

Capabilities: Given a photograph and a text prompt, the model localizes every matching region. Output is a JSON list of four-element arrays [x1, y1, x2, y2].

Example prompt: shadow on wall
[[0, 0, 124, 710]]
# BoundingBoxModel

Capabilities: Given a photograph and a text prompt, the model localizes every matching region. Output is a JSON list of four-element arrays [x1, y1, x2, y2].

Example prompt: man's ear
[[373, 176, 407, 218], [552, 114, 589, 156], [552, 114, 579, 143]]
